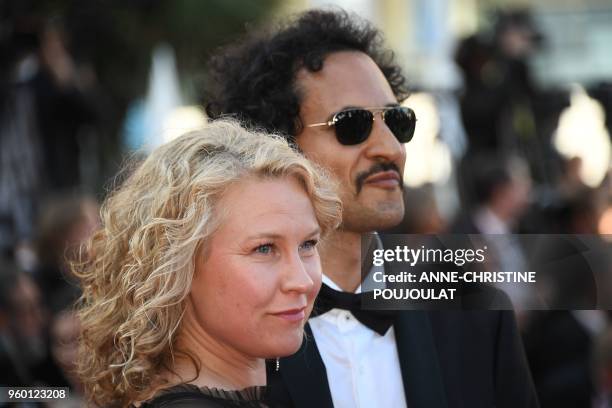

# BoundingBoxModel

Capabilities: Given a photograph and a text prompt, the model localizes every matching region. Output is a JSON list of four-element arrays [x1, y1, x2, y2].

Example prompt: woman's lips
[[272, 307, 306, 322], [363, 170, 401, 189]]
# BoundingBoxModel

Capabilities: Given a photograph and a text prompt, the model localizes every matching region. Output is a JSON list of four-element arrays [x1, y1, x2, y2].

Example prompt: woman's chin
[[261, 330, 305, 358]]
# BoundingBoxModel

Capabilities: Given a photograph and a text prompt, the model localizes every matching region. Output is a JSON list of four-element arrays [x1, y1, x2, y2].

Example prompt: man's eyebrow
[[336, 103, 400, 111], [337, 105, 360, 111]]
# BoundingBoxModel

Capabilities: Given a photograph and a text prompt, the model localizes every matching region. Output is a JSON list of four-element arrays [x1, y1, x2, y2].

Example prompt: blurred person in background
[[48, 293, 83, 408], [558, 187, 607, 235], [558, 157, 589, 199], [451, 154, 531, 235], [33, 21, 100, 192], [0, 8, 44, 256], [33, 194, 98, 311], [74, 121, 341, 407], [594, 326, 612, 408], [600, 172, 612, 234], [523, 309, 609, 408], [0, 8, 102, 263], [451, 154, 533, 312], [0, 257, 66, 390], [455, 8, 568, 203], [518, 160, 610, 235], [206, 9, 538, 408], [522, 186, 611, 408]]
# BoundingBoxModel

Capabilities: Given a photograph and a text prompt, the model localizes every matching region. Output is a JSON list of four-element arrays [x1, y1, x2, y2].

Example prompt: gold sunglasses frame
[[306, 106, 414, 128]]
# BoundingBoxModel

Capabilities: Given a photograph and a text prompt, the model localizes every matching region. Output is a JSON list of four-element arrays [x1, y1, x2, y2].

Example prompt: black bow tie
[[311, 283, 397, 335]]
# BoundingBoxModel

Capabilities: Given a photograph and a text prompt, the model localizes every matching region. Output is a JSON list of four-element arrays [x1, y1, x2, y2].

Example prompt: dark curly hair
[[205, 9, 410, 139]]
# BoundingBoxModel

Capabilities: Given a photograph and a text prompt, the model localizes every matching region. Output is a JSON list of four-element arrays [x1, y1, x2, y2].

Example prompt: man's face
[[295, 51, 406, 232]]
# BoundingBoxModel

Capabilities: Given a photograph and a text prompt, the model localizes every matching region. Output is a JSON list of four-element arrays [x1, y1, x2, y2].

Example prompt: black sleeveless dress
[[138, 384, 273, 407]]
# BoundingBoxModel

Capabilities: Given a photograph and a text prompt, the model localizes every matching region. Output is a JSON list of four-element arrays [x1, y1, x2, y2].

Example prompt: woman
[[73, 120, 341, 407]]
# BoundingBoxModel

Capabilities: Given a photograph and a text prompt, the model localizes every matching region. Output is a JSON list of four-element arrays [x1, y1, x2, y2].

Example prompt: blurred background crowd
[[0, 0, 611, 407]]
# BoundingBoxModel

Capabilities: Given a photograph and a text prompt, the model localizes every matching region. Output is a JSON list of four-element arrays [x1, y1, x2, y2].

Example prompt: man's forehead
[[296, 50, 396, 112]]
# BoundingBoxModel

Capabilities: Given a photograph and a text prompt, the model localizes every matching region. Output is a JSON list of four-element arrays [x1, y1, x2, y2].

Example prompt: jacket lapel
[[394, 311, 449, 408], [277, 323, 334, 408]]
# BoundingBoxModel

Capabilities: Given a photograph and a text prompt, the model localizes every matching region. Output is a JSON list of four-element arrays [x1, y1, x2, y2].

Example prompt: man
[[206, 9, 538, 408], [451, 155, 534, 309]]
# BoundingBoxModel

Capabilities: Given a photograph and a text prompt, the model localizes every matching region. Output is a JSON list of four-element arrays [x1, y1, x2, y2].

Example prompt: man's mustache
[[355, 162, 403, 193]]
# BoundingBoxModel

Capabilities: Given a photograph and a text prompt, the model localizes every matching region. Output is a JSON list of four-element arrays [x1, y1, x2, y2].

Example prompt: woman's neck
[[167, 302, 266, 390]]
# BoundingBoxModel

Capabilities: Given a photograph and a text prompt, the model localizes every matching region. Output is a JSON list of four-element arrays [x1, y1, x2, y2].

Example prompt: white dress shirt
[[309, 275, 408, 408]]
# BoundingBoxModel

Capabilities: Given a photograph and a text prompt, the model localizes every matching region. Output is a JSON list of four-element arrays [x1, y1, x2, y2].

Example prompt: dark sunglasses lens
[[384, 107, 416, 143], [334, 109, 373, 145]]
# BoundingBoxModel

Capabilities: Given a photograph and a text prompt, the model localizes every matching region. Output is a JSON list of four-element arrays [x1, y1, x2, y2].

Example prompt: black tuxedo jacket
[[270, 310, 539, 408]]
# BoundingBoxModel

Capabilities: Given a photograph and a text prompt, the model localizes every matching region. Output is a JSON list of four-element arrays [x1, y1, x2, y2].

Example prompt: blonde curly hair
[[73, 120, 342, 407]]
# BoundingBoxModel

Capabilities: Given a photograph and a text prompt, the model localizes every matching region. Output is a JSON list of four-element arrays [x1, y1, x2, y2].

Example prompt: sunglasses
[[306, 106, 417, 146]]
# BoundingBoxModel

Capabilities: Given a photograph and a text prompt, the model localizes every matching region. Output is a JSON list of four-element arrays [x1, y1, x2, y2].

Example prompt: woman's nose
[[281, 252, 315, 294]]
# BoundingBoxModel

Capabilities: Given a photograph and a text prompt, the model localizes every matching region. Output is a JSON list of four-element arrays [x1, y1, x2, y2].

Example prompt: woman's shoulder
[[138, 383, 270, 408]]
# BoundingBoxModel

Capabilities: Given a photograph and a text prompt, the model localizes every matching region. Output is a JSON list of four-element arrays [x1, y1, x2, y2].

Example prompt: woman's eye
[[254, 244, 274, 254], [300, 239, 319, 251]]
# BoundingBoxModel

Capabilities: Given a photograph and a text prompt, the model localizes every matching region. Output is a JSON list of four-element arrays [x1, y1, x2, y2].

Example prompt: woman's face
[[189, 176, 323, 358]]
